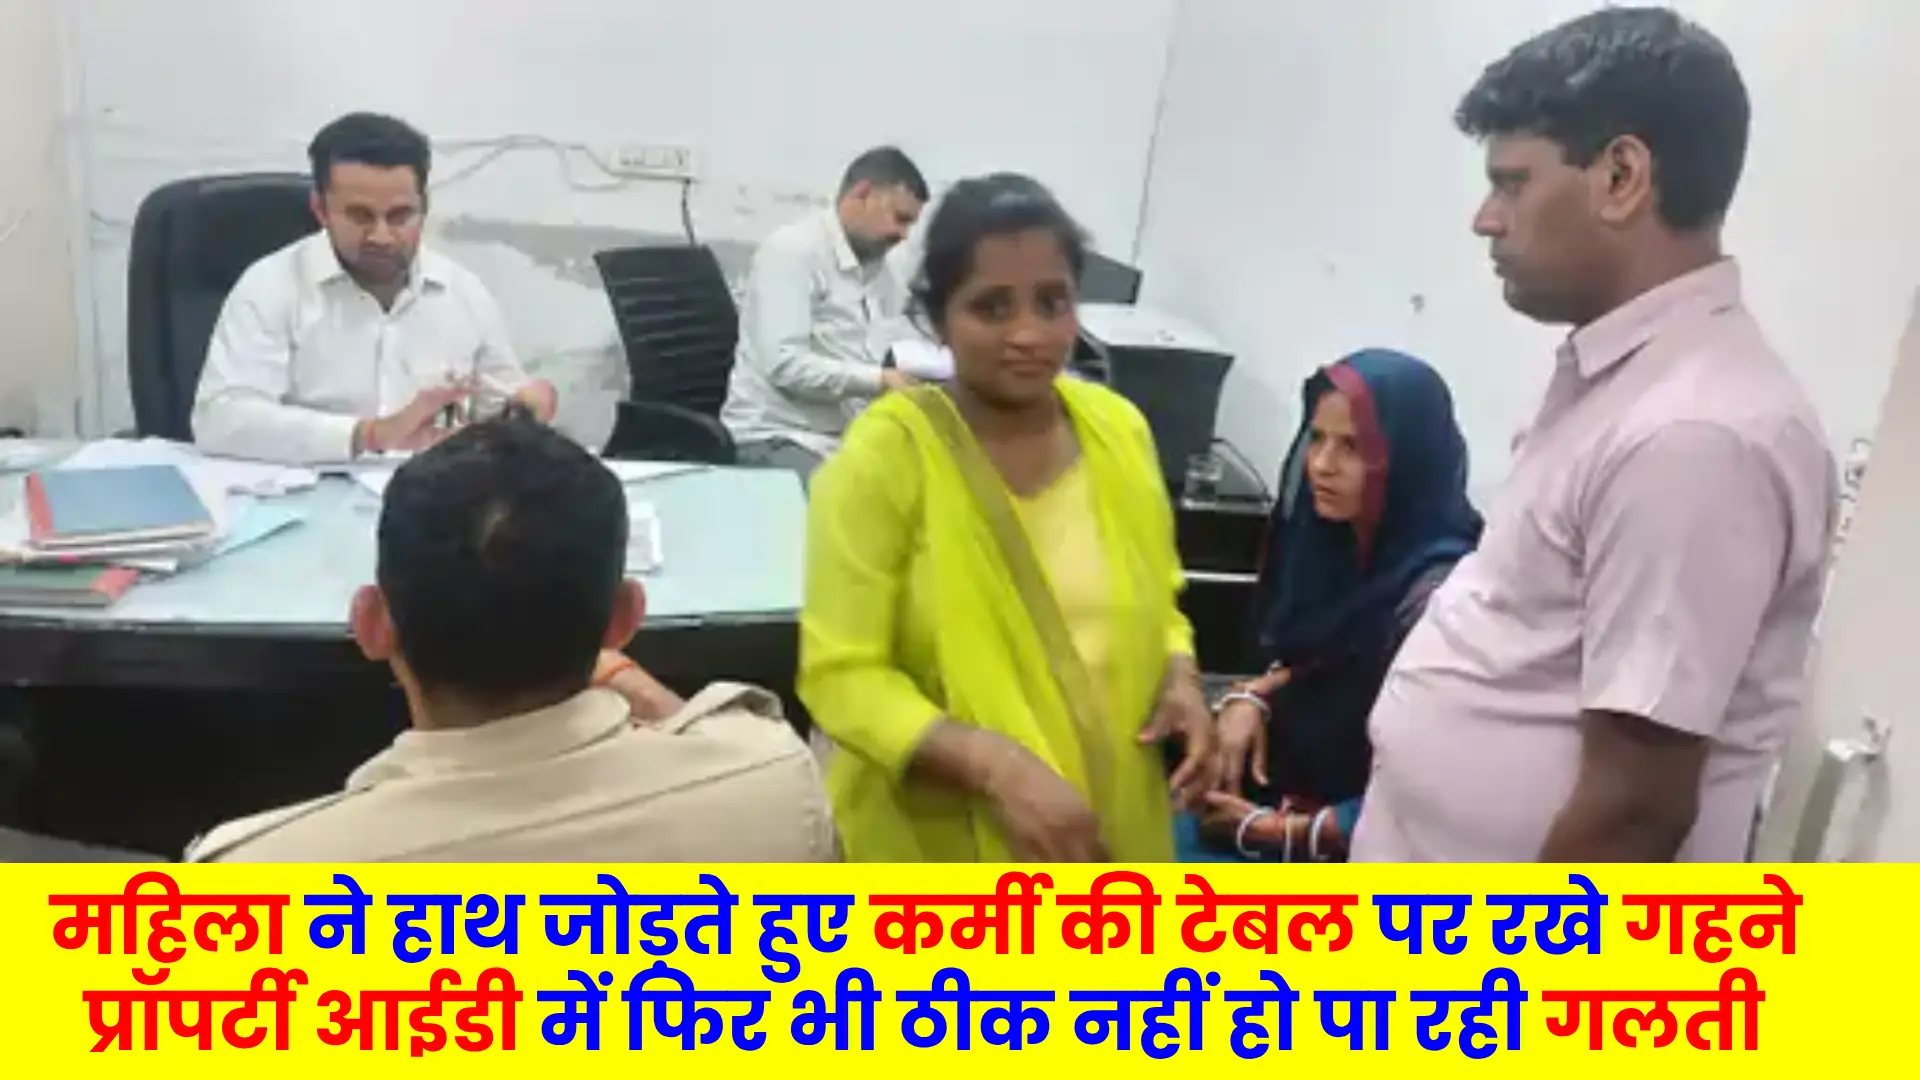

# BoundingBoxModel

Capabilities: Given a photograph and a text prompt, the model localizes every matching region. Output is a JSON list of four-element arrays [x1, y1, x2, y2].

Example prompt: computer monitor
[[1079, 250, 1143, 305]]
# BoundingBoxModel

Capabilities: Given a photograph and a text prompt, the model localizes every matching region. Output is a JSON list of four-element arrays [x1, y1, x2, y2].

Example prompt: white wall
[[65, 0, 1180, 438], [1138, 0, 1914, 494], [0, 0, 82, 435], [1756, 291, 1920, 861], [36, 0, 1920, 466]]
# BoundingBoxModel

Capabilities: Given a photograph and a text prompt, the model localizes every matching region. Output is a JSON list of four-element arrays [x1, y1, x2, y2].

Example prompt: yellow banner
[[0, 864, 1903, 1073]]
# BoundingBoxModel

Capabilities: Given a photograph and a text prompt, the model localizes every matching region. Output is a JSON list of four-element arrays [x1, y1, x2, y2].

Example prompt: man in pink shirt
[[1352, 7, 1836, 862]]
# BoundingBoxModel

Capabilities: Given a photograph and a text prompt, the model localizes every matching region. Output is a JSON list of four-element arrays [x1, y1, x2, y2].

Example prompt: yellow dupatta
[[798, 377, 1192, 862]]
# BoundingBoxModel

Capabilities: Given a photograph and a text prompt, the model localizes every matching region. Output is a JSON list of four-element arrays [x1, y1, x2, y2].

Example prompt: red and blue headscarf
[[1252, 349, 1483, 666]]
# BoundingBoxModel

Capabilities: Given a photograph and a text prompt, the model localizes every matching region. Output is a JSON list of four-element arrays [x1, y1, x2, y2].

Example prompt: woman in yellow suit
[[799, 173, 1217, 862]]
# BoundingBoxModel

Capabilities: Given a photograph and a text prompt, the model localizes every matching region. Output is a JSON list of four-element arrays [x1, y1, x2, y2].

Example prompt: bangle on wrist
[[1214, 689, 1270, 718], [1234, 806, 1276, 857], [1308, 806, 1334, 861]]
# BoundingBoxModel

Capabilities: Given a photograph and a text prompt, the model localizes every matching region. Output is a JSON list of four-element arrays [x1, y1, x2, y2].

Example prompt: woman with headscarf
[[1183, 349, 1482, 861]]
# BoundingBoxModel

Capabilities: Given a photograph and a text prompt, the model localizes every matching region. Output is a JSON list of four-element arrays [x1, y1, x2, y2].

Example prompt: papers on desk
[[351, 458, 704, 503], [604, 460, 706, 485], [628, 501, 663, 574], [113, 500, 308, 574], [351, 470, 393, 500], [60, 439, 320, 497], [0, 438, 61, 473], [0, 439, 312, 592], [353, 473, 666, 573]]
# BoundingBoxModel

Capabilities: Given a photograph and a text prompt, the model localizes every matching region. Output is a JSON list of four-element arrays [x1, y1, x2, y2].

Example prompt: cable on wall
[[0, 210, 27, 247], [1127, 0, 1187, 264]]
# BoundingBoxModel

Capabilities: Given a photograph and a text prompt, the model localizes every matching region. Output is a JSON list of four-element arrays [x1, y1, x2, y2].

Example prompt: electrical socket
[[604, 142, 698, 181]]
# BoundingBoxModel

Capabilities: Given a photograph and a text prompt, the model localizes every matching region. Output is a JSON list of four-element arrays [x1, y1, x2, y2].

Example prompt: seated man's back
[[188, 684, 833, 862], [188, 407, 836, 862]]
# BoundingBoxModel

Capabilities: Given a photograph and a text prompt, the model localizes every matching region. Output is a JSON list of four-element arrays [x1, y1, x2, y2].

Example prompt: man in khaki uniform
[[187, 408, 836, 862]]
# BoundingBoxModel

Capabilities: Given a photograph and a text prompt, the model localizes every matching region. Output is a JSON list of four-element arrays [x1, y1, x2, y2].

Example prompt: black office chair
[[592, 245, 739, 417], [126, 173, 317, 441], [603, 399, 736, 465]]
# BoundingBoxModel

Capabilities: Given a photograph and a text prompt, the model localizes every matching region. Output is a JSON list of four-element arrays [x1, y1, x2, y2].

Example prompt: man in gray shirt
[[721, 147, 929, 482]]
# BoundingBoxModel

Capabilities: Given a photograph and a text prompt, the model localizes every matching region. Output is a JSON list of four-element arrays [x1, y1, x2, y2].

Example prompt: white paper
[[352, 469, 394, 500], [349, 460, 696, 506], [627, 501, 663, 574], [0, 439, 61, 472], [603, 460, 706, 485], [57, 439, 317, 503], [115, 500, 308, 573], [890, 339, 955, 382]]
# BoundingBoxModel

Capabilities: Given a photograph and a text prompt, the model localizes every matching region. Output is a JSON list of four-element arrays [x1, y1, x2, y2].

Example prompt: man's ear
[[349, 584, 395, 662], [1595, 135, 1655, 226], [309, 189, 326, 228], [601, 579, 646, 650]]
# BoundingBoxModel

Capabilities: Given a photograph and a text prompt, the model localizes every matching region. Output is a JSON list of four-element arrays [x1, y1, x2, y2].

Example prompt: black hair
[[376, 406, 627, 700], [308, 112, 433, 194], [838, 146, 930, 203], [1454, 6, 1749, 231], [910, 172, 1088, 332]]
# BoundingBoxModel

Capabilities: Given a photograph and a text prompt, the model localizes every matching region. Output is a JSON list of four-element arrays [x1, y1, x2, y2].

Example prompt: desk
[[0, 466, 806, 697], [1, 463, 808, 853], [0, 825, 159, 862]]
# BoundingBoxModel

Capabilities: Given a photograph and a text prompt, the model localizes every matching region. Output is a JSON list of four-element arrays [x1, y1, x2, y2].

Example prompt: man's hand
[[592, 649, 684, 723], [1538, 710, 1707, 861], [1141, 656, 1219, 810], [513, 378, 559, 422], [356, 382, 472, 455], [880, 368, 918, 394]]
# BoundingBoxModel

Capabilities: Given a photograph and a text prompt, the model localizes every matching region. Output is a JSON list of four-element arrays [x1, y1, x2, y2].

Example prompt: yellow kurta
[[1013, 462, 1117, 726], [799, 378, 1193, 862]]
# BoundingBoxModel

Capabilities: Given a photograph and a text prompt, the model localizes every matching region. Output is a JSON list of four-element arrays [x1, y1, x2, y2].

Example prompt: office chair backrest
[[127, 173, 317, 441], [603, 400, 737, 466], [593, 245, 738, 417]]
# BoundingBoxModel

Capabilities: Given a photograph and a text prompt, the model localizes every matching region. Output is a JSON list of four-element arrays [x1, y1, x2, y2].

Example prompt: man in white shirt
[[186, 407, 837, 862], [192, 112, 557, 466], [721, 147, 929, 480]]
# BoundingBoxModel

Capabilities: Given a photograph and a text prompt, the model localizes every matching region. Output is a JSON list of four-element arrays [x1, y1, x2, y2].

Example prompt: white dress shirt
[[192, 232, 531, 465], [720, 209, 913, 457]]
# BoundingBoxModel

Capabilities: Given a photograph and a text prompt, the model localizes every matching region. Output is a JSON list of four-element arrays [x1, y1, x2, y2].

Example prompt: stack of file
[[21, 464, 219, 561], [0, 563, 141, 608], [0, 464, 218, 606]]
